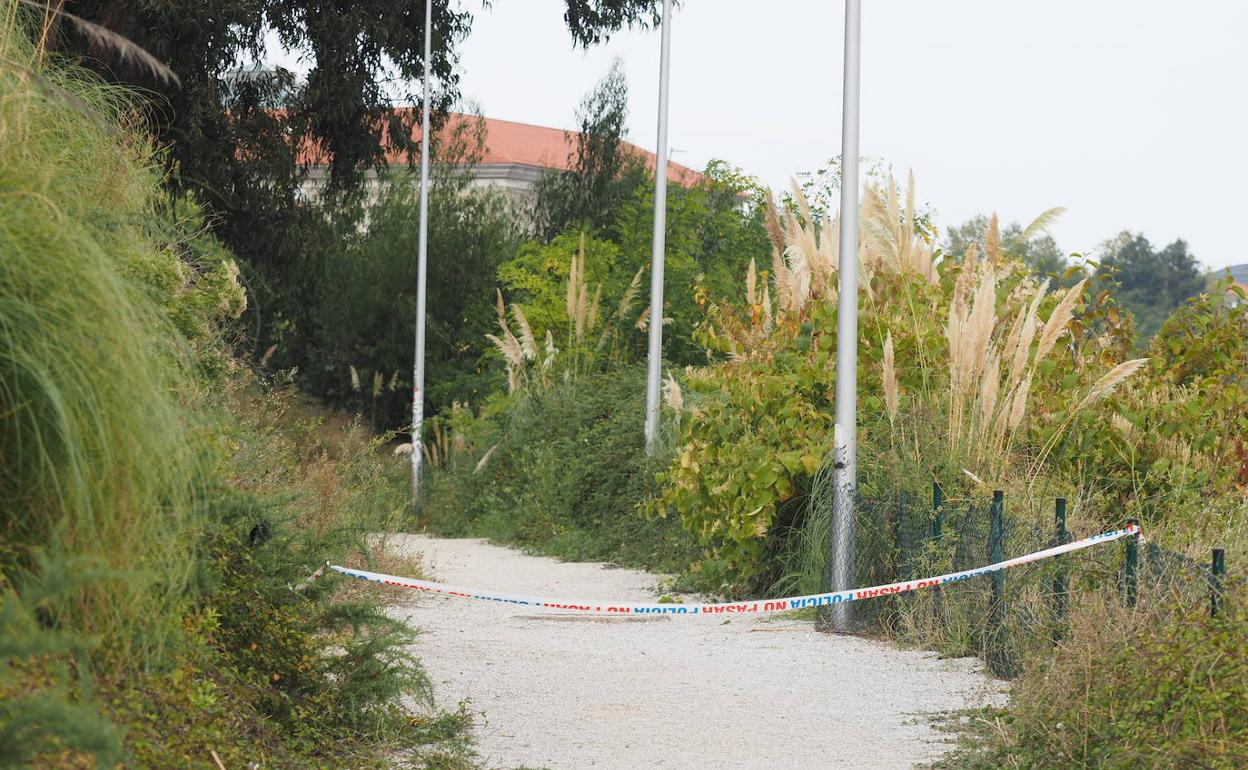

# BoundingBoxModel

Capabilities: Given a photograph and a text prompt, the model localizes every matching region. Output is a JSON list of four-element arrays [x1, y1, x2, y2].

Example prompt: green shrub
[[0, 558, 122, 767], [98, 384, 469, 768], [297, 116, 522, 428], [423, 367, 698, 574]]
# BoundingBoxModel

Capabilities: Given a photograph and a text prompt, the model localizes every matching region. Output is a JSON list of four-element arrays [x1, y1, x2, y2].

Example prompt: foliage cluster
[[508, 66, 771, 375], [419, 63, 770, 564], [303, 59, 770, 444], [1022, 278, 1248, 540], [250, 61, 768, 433], [0, 12, 235, 666], [642, 172, 1245, 764], [46, 0, 664, 423], [503, 163, 768, 374], [300, 114, 524, 427], [1098, 231, 1205, 344], [653, 177, 1146, 590], [660, 191, 1236, 591], [421, 367, 698, 575], [529, 59, 649, 242]]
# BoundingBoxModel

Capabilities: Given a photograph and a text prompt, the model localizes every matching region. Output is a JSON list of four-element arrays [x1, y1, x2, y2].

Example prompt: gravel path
[[385, 535, 1005, 770]]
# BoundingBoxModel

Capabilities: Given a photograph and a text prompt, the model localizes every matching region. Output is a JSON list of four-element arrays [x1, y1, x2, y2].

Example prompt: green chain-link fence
[[822, 484, 1235, 678]]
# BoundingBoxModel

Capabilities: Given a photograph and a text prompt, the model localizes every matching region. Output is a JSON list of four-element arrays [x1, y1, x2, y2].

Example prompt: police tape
[[330, 522, 1139, 616]]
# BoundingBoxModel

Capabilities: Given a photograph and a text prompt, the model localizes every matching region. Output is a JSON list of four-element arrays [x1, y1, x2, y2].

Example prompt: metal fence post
[[896, 491, 911, 580], [1211, 547, 1225, 617], [987, 490, 1010, 676], [1052, 498, 1068, 620], [931, 481, 943, 628], [989, 490, 1005, 602], [1124, 517, 1139, 608]]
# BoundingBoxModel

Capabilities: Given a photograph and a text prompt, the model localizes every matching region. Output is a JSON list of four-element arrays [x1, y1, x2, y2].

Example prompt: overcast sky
[[270, 1, 1247, 269], [449, 0, 1248, 269]]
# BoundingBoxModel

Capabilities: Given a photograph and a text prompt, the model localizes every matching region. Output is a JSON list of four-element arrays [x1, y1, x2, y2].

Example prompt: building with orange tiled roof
[[300, 112, 703, 207]]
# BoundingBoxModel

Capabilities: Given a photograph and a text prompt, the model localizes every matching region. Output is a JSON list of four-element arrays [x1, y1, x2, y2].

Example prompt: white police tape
[[330, 522, 1139, 616]]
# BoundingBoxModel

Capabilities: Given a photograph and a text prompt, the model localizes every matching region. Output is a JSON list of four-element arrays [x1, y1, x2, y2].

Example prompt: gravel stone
[[387, 534, 1006, 770]]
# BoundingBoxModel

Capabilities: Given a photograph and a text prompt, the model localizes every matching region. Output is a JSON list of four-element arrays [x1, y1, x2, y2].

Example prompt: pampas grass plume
[[1076, 358, 1148, 412], [512, 304, 537, 361], [882, 332, 899, 423], [1035, 278, 1088, 363]]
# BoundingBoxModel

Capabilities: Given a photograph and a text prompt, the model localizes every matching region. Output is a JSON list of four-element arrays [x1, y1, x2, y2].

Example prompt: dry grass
[[421, 401, 469, 470], [920, 251, 1153, 489], [1025, 357, 1150, 484], [16, 0, 179, 85], [1076, 357, 1149, 411], [487, 289, 538, 393], [718, 172, 943, 359], [663, 371, 683, 415], [1035, 278, 1086, 363], [989, 584, 1247, 769], [862, 171, 938, 282], [936, 259, 1139, 482], [512, 304, 537, 361], [335, 536, 429, 604], [566, 232, 599, 347], [882, 331, 899, 424], [596, 264, 643, 353]]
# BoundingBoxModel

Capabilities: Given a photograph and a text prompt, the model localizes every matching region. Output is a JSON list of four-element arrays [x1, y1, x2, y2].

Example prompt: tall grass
[[0, 13, 204, 668]]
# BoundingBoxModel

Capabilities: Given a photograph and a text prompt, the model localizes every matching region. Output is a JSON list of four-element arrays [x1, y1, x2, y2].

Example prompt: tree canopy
[[57, 1, 660, 207], [1099, 232, 1206, 344], [515, 64, 769, 370], [944, 214, 1068, 279], [45, 0, 663, 369], [530, 59, 649, 241]]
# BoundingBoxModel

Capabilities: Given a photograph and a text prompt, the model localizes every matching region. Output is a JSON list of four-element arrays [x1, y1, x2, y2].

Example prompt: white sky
[[273, 1, 1248, 269]]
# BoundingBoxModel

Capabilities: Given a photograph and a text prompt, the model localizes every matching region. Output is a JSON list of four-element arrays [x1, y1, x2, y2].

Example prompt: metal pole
[[1124, 517, 1139, 608], [987, 490, 1011, 677], [1052, 497, 1068, 620], [1210, 547, 1225, 617], [411, 0, 433, 505], [826, 0, 862, 632], [643, 0, 673, 455], [931, 481, 944, 629]]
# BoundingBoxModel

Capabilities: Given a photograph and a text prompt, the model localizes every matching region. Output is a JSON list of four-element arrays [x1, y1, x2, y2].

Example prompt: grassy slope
[[0, 17, 475, 768]]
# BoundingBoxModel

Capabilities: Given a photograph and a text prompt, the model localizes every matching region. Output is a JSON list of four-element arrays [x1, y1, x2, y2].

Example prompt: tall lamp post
[[826, 0, 862, 631], [643, 0, 674, 455], [411, 0, 434, 505]]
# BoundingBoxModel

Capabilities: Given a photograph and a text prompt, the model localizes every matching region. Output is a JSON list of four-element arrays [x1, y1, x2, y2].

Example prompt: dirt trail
[[385, 534, 1005, 770]]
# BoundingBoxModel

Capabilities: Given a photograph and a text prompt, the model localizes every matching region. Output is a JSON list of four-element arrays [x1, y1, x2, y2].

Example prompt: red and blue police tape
[[330, 522, 1140, 615]]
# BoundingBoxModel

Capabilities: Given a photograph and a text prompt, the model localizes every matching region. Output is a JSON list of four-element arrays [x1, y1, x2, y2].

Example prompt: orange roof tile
[[302, 110, 703, 186]]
